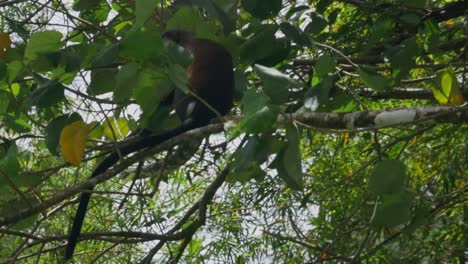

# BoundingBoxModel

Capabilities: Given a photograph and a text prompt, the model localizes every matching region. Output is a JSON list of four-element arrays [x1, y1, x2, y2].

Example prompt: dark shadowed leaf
[[89, 68, 117, 95], [241, 0, 282, 19], [369, 159, 406, 195], [359, 67, 391, 91], [29, 79, 65, 108], [372, 189, 414, 227]]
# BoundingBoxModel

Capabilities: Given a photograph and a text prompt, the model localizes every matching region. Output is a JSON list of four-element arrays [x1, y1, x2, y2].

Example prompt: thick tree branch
[[357, 88, 468, 100], [289, 106, 468, 131], [0, 125, 217, 227], [1, 106, 466, 227]]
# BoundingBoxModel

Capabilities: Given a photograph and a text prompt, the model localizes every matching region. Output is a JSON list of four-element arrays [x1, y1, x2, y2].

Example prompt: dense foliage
[[0, 0, 467, 263]]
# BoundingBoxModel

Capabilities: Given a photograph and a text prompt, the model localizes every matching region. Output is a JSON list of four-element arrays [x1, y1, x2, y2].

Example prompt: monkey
[[65, 29, 234, 259]]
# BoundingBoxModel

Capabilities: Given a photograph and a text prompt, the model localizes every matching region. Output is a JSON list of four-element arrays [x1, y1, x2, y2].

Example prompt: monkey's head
[[162, 29, 193, 47]]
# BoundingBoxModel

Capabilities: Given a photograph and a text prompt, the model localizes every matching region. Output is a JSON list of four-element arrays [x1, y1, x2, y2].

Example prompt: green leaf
[[388, 37, 419, 80], [6, 60, 23, 83], [88, 68, 117, 96], [315, 54, 336, 77], [24, 31, 63, 60], [228, 136, 268, 183], [73, 0, 101, 11], [134, 68, 172, 112], [304, 77, 333, 111], [372, 189, 413, 227], [88, 121, 104, 140], [91, 44, 119, 67], [120, 31, 163, 62], [45, 113, 82, 155], [240, 25, 278, 64], [167, 64, 189, 93], [73, 0, 110, 23], [369, 159, 407, 195], [402, 0, 427, 8], [166, 7, 218, 39], [29, 79, 65, 108], [431, 67, 464, 105], [400, 14, 421, 26], [61, 50, 82, 73], [135, 0, 155, 28], [256, 38, 291, 67], [103, 117, 130, 140], [0, 143, 19, 187], [282, 125, 303, 190], [359, 67, 391, 91], [164, 41, 193, 67], [190, 0, 236, 34], [0, 60, 6, 80], [234, 70, 248, 101], [229, 90, 279, 138], [3, 114, 31, 133], [114, 62, 139, 103], [254, 64, 296, 104], [0, 195, 40, 229], [305, 13, 327, 35], [241, 0, 282, 20], [0, 90, 11, 114], [280, 22, 309, 46]]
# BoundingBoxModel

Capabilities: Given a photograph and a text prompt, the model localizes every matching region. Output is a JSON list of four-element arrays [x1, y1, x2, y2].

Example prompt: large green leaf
[[228, 136, 268, 183], [24, 31, 63, 61], [120, 31, 163, 62], [134, 68, 172, 112], [88, 68, 117, 96], [280, 125, 303, 190], [114, 62, 139, 103], [372, 189, 414, 227], [241, 0, 282, 20], [91, 44, 119, 67], [254, 64, 298, 104], [166, 7, 218, 39], [315, 54, 336, 77], [135, 0, 155, 29], [229, 90, 279, 138], [359, 67, 391, 91], [0, 144, 19, 187], [369, 159, 407, 195], [29, 79, 65, 108], [240, 25, 278, 64]]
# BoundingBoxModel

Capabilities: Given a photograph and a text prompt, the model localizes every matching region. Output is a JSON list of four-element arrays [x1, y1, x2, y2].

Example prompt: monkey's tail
[[65, 118, 198, 259]]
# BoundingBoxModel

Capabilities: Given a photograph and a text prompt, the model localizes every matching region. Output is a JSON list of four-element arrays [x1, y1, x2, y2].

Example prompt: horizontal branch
[[0, 0, 26, 7], [288, 106, 468, 131], [357, 88, 468, 100], [0, 106, 466, 226]]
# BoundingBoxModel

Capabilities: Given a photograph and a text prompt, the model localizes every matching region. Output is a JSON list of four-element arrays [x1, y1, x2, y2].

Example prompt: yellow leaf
[[431, 67, 463, 105], [60, 121, 89, 167], [451, 92, 464, 106], [0, 32, 11, 49], [343, 133, 349, 145], [0, 32, 11, 59]]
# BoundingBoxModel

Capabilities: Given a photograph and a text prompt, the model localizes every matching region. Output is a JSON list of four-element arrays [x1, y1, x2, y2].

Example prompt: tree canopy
[[0, 0, 467, 263]]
